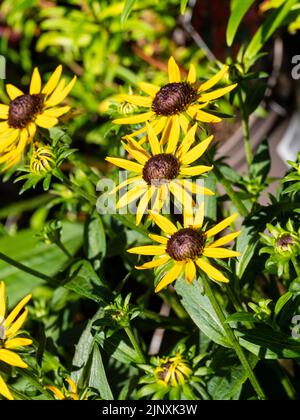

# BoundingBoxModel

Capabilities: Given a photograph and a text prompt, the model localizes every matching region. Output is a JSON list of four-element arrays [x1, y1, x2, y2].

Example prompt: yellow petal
[[113, 111, 155, 125], [148, 211, 177, 235], [0, 104, 9, 119], [185, 260, 196, 284], [47, 386, 65, 400], [177, 123, 197, 157], [5, 338, 32, 349], [0, 282, 6, 318], [0, 374, 14, 400], [180, 135, 214, 165], [206, 214, 238, 238], [109, 176, 143, 195], [148, 234, 168, 244], [203, 248, 241, 258], [199, 84, 237, 102], [35, 115, 58, 129], [187, 63, 197, 84], [136, 187, 155, 225], [179, 113, 190, 133], [155, 263, 183, 293], [5, 309, 29, 338], [43, 106, 71, 117], [29, 67, 42, 94], [196, 258, 229, 283], [177, 179, 214, 196], [6, 84, 24, 100], [193, 109, 222, 123], [168, 56, 181, 83], [209, 231, 241, 248], [45, 75, 77, 107], [146, 122, 161, 155], [4, 294, 31, 328], [28, 122, 37, 139], [137, 82, 160, 97], [198, 65, 229, 92], [127, 245, 166, 256], [126, 137, 151, 160], [105, 157, 143, 173], [135, 255, 170, 270], [122, 141, 149, 165], [66, 377, 78, 395], [116, 185, 146, 209], [116, 94, 152, 107], [169, 181, 193, 213], [165, 115, 180, 154], [42, 65, 62, 95], [193, 201, 205, 229], [0, 349, 28, 368], [180, 165, 213, 177]]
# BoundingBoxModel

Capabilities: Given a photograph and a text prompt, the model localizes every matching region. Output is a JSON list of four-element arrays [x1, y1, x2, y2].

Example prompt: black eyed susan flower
[[30, 144, 56, 175], [106, 122, 214, 224], [0, 282, 32, 400], [113, 57, 237, 137], [47, 377, 81, 400], [138, 344, 209, 400], [128, 207, 240, 293], [0, 66, 76, 169]]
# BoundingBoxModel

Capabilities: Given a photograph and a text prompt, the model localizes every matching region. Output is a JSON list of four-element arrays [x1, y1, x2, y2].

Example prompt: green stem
[[204, 277, 266, 400], [0, 252, 54, 284], [274, 362, 297, 400], [125, 326, 146, 363], [211, 164, 249, 217], [237, 89, 253, 168], [57, 241, 72, 259]]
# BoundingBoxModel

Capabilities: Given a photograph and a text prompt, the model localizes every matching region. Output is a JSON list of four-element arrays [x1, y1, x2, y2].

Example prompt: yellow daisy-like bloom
[[47, 377, 80, 400], [113, 57, 237, 138], [0, 282, 32, 400], [0, 66, 76, 169], [128, 208, 241, 293], [106, 122, 214, 224], [155, 352, 193, 387]]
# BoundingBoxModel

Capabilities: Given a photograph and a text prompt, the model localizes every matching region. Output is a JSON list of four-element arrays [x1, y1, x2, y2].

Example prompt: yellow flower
[[47, 377, 80, 400], [30, 144, 56, 175], [155, 352, 193, 387], [113, 57, 237, 138], [128, 207, 240, 293], [0, 66, 76, 170], [0, 282, 32, 400], [106, 122, 214, 224]]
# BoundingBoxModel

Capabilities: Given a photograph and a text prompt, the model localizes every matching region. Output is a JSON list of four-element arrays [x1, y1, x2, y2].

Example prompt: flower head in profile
[[128, 207, 240, 292], [113, 57, 237, 137], [106, 122, 214, 224], [0, 66, 76, 170], [47, 377, 81, 400], [0, 282, 32, 400]]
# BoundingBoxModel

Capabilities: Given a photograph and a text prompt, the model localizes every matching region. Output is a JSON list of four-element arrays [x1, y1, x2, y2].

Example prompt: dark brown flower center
[[8, 94, 44, 129], [143, 153, 180, 185], [277, 234, 294, 250], [167, 228, 206, 261], [157, 362, 171, 381], [152, 82, 198, 116]]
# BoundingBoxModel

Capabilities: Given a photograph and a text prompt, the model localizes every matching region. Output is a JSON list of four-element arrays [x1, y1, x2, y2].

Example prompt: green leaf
[[226, 0, 255, 46], [175, 280, 232, 348], [0, 221, 83, 305], [237, 327, 300, 359], [207, 348, 258, 400], [249, 138, 271, 182], [180, 0, 189, 14], [275, 292, 293, 317], [244, 0, 298, 69], [121, 0, 137, 24], [226, 312, 256, 323], [84, 211, 106, 266], [95, 331, 141, 364], [88, 344, 114, 400]]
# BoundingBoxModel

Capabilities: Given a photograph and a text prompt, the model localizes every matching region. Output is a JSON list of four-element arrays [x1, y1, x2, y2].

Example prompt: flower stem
[[0, 252, 54, 283], [292, 258, 300, 278], [125, 325, 146, 363], [203, 277, 266, 400]]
